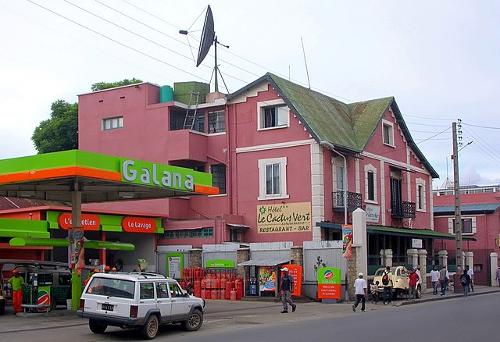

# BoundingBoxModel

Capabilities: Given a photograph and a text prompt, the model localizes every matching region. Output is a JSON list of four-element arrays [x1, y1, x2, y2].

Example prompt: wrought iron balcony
[[391, 201, 416, 219], [332, 191, 362, 212]]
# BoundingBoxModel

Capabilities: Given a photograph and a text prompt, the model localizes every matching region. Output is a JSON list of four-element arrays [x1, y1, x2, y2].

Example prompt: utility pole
[[452, 121, 463, 271]]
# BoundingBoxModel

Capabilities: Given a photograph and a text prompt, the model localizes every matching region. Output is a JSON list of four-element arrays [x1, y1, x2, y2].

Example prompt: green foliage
[[32, 100, 78, 154], [91, 78, 142, 91]]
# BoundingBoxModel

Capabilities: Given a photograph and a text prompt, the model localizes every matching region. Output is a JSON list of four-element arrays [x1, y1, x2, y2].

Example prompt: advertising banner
[[58, 213, 100, 231], [68, 228, 85, 270], [259, 267, 276, 292], [365, 204, 380, 223], [166, 252, 184, 279], [205, 259, 235, 269], [342, 225, 353, 259], [281, 264, 303, 297], [122, 216, 157, 233], [317, 267, 342, 300], [257, 202, 311, 234]]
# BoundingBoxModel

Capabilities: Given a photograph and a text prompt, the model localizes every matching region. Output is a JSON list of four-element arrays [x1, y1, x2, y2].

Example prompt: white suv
[[78, 272, 205, 339]]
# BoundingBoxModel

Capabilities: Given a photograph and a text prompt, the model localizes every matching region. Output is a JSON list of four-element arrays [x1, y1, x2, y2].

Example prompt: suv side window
[[140, 282, 155, 300], [168, 282, 185, 298], [156, 282, 170, 299]]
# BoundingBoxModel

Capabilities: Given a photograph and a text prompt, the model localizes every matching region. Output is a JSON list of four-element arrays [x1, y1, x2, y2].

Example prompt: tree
[[91, 78, 142, 92], [32, 78, 142, 154], [32, 100, 78, 154]]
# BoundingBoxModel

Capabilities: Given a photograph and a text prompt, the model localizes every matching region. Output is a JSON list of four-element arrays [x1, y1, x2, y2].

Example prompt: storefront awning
[[316, 222, 342, 230], [238, 257, 290, 267], [227, 223, 250, 230], [367, 225, 476, 240]]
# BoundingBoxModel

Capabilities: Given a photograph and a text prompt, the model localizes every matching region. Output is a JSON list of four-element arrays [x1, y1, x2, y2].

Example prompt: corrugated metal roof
[[433, 203, 500, 214], [238, 257, 290, 267]]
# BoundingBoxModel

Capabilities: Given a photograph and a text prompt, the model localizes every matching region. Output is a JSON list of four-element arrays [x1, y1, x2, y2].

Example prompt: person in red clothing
[[408, 268, 419, 299], [8, 270, 24, 314]]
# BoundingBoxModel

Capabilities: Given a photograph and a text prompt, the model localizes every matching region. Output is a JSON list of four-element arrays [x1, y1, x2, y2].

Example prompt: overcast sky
[[1, 0, 499, 187]]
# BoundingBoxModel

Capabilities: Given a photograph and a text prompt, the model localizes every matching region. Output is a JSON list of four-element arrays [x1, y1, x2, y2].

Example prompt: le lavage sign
[[122, 217, 157, 233], [58, 213, 100, 231], [257, 202, 311, 234]]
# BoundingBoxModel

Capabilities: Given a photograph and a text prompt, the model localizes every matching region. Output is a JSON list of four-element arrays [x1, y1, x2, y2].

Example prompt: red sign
[[58, 213, 100, 231], [122, 217, 157, 233], [317, 284, 341, 300], [282, 264, 303, 297]]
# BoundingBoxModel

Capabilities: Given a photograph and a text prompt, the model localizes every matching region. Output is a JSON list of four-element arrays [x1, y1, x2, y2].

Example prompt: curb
[[397, 289, 500, 306]]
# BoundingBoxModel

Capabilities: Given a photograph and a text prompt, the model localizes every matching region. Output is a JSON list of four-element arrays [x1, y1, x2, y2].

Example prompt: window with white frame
[[416, 178, 426, 211], [103, 116, 123, 130], [365, 164, 377, 203], [448, 217, 476, 235], [208, 110, 225, 133], [258, 157, 288, 200], [260, 106, 288, 129], [382, 120, 395, 146]]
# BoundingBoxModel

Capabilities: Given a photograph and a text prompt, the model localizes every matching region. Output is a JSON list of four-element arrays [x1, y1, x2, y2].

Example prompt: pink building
[[78, 73, 444, 273], [433, 188, 500, 285]]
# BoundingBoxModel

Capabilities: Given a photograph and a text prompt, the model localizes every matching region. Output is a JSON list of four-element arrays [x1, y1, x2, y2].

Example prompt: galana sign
[[58, 213, 100, 231], [121, 159, 194, 191], [122, 216, 157, 233], [257, 202, 311, 233]]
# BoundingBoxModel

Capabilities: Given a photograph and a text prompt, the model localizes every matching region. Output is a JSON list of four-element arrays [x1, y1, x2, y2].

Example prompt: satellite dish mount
[[180, 5, 229, 93]]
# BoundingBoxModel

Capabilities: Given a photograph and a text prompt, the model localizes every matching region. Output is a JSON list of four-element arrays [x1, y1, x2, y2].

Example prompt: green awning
[[9, 237, 135, 251], [367, 225, 475, 240], [0, 218, 50, 239]]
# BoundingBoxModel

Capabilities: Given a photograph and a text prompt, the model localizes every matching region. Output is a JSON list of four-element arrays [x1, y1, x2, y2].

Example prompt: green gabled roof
[[228, 73, 439, 178]]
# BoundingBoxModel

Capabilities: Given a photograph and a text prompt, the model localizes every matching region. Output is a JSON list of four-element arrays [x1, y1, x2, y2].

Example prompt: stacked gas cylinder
[[180, 267, 244, 300]]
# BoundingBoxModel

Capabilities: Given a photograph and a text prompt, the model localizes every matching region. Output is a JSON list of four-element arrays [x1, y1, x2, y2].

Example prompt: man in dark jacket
[[280, 267, 296, 313], [461, 269, 471, 297]]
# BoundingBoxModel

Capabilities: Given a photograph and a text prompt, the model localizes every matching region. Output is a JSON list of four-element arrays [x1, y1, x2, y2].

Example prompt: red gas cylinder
[[221, 278, 226, 289], [230, 289, 237, 301], [211, 290, 218, 300], [215, 278, 221, 289], [200, 289, 205, 299], [201, 278, 206, 289], [219, 289, 225, 300], [235, 278, 243, 290], [205, 289, 211, 299]]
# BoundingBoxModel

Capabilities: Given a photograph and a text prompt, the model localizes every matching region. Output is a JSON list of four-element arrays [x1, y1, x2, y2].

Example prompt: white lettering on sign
[[122, 160, 194, 190], [127, 221, 152, 230]]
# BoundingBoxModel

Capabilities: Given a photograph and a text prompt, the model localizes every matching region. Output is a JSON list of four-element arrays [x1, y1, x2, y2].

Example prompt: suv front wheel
[[141, 314, 159, 339], [182, 309, 203, 331], [89, 319, 107, 334]]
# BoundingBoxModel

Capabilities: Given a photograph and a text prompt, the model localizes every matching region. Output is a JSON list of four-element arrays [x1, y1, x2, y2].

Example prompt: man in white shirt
[[430, 266, 440, 295], [352, 272, 367, 312], [466, 266, 474, 292]]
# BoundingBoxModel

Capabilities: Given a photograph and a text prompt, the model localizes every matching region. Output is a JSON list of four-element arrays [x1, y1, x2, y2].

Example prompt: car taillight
[[130, 305, 138, 318], [79, 299, 85, 311]]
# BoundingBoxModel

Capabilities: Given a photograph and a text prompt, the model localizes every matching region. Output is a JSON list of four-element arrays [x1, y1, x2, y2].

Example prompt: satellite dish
[[196, 5, 215, 67]]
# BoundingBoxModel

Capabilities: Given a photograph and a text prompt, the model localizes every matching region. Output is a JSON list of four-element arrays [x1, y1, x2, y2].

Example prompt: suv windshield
[[86, 277, 135, 299]]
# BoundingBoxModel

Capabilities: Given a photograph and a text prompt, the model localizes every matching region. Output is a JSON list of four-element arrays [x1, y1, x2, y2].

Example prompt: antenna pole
[[214, 36, 219, 92], [301, 37, 311, 89]]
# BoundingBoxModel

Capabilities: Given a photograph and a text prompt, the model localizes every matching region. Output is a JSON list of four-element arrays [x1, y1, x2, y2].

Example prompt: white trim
[[447, 216, 477, 235], [208, 194, 228, 198], [257, 157, 288, 200], [189, 130, 226, 137], [416, 177, 427, 212], [382, 119, 395, 147], [380, 160, 386, 226], [361, 151, 430, 175], [236, 139, 314, 154], [364, 163, 378, 204], [429, 174, 434, 229], [228, 82, 269, 104], [310, 142, 324, 241], [257, 99, 289, 131]]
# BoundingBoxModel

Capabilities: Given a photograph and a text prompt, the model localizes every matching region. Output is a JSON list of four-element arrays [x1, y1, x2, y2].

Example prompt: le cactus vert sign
[[257, 202, 311, 234]]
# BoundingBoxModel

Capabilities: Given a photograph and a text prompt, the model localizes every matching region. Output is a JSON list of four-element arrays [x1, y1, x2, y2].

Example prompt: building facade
[[78, 73, 443, 274]]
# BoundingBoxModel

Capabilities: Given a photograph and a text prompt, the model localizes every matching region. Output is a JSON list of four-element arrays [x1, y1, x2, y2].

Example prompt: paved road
[[1, 293, 497, 341]]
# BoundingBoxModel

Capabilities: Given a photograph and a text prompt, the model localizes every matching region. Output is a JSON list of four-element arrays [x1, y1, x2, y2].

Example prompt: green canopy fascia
[[9, 237, 135, 251], [367, 225, 475, 240], [0, 218, 50, 239]]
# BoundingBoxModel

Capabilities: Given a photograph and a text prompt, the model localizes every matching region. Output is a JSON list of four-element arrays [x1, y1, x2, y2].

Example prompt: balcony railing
[[391, 201, 416, 219], [333, 191, 362, 212]]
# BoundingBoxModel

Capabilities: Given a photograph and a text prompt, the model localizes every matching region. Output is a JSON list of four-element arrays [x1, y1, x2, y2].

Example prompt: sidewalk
[[398, 285, 500, 306]]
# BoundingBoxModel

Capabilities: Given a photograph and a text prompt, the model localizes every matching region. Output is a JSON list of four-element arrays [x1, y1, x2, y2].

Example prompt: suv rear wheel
[[89, 319, 107, 334], [141, 314, 159, 339], [182, 309, 203, 331]]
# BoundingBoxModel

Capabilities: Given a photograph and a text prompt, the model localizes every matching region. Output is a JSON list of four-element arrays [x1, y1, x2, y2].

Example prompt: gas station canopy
[[0, 150, 218, 202]]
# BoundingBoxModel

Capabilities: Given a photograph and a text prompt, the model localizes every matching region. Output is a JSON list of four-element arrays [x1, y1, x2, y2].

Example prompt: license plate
[[101, 304, 114, 311]]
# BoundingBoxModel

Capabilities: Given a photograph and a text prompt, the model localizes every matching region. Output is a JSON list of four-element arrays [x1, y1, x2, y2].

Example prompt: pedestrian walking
[[381, 266, 392, 304], [352, 272, 367, 312], [279, 267, 296, 313], [466, 266, 474, 292], [460, 269, 471, 297], [430, 266, 440, 295], [409, 268, 419, 299], [496, 267, 500, 287], [439, 266, 447, 296], [8, 270, 24, 314]]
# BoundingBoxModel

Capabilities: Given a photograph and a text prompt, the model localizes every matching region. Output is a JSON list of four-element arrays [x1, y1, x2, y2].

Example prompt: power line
[[404, 114, 455, 121], [406, 121, 450, 128], [462, 122, 500, 130], [415, 126, 451, 144], [25, 0, 209, 82], [463, 127, 500, 161]]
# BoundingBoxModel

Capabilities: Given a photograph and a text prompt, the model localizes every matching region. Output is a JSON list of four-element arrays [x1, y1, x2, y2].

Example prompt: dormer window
[[257, 99, 289, 130]]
